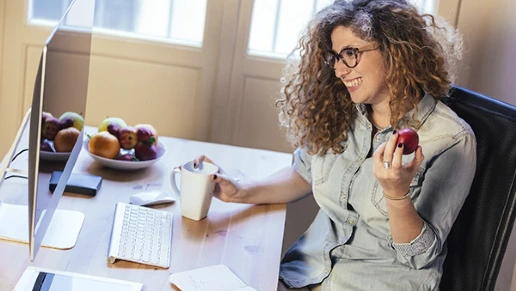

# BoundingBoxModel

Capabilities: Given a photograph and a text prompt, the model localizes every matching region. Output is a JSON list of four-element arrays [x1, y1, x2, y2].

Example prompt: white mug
[[170, 161, 218, 221]]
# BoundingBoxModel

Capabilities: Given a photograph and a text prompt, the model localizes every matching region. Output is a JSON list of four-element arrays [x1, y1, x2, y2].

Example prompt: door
[[0, 0, 228, 157], [210, 0, 313, 153]]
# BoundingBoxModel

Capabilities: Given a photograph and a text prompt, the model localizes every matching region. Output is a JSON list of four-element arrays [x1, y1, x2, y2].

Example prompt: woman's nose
[[334, 61, 351, 79]]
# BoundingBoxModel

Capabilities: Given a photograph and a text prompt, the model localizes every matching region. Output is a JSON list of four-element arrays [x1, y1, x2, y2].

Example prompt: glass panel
[[248, 0, 278, 54], [30, 0, 71, 21], [421, 0, 438, 14], [94, 0, 137, 32], [28, 0, 207, 46], [170, 0, 207, 44], [134, 0, 171, 38], [275, 0, 313, 55]]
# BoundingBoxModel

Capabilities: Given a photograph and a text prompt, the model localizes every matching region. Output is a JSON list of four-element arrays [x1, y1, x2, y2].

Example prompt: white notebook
[[13, 266, 142, 291]]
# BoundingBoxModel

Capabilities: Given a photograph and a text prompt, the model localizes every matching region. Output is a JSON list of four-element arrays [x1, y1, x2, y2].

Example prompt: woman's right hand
[[193, 155, 247, 203]]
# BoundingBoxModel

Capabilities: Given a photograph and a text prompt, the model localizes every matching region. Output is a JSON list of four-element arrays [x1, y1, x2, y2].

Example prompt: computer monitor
[[0, 0, 95, 261]]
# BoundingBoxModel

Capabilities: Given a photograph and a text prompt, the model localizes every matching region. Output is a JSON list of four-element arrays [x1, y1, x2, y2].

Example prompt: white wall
[[455, 0, 516, 106]]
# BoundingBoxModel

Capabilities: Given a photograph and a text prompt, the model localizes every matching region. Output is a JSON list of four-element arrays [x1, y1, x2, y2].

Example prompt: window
[[248, 0, 438, 59], [28, 0, 208, 47]]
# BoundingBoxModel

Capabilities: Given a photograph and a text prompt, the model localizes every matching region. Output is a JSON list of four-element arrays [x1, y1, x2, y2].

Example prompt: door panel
[[85, 54, 201, 139], [215, 0, 292, 153], [234, 76, 291, 151]]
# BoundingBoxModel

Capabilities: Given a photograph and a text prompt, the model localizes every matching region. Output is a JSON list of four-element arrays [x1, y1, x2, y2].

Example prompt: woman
[[195, 0, 476, 290]]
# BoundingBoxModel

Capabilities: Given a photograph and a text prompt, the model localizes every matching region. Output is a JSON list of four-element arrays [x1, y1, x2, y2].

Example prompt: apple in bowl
[[118, 126, 139, 150]]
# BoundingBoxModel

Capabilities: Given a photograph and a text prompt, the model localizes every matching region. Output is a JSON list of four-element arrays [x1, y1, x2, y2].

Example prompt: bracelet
[[383, 190, 411, 200]]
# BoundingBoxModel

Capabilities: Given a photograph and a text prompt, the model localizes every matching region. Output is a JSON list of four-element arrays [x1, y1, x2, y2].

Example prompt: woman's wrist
[[237, 182, 256, 204], [383, 190, 411, 201], [384, 192, 416, 211]]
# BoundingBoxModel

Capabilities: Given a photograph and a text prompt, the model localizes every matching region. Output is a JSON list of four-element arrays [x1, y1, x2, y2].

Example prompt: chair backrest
[[439, 85, 516, 291]]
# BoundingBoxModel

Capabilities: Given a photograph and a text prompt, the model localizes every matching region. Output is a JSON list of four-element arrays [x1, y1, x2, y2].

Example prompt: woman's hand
[[373, 131, 424, 199], [192, 155, 247, 203]]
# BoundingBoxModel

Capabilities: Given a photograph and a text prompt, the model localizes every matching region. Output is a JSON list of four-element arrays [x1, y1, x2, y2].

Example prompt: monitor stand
[[0, 200, 84, 249]]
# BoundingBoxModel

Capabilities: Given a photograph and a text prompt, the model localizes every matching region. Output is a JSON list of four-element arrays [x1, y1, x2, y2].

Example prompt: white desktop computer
[[0, 0, 95, 261]]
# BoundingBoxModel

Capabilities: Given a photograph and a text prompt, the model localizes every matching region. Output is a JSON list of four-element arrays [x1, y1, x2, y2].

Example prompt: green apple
[[98, 117, 127, 133], [59, 112, 84, 131]]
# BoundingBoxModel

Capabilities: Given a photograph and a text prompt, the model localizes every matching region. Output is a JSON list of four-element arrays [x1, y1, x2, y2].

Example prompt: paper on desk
[[169, 264, 257, 291]]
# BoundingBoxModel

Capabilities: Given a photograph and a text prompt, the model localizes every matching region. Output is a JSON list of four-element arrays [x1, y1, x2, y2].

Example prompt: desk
[[0, 127, 292, 290]]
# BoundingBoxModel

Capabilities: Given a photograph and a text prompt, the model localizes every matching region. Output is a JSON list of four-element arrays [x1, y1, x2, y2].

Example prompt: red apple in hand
[[396, 128, 419, 155]]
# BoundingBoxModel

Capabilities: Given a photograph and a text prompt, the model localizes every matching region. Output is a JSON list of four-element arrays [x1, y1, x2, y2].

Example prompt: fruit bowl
[[83, 139, 167, 170]]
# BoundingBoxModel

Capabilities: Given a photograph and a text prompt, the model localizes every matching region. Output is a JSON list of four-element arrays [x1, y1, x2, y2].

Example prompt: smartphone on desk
[[49, 171, 102, 196]]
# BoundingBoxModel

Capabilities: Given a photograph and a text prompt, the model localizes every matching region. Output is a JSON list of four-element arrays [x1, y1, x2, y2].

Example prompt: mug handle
[[170, 167, 182, 198]]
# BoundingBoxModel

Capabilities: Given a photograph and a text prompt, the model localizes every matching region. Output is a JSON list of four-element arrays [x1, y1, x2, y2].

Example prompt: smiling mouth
[[343, 77, 363, 88]]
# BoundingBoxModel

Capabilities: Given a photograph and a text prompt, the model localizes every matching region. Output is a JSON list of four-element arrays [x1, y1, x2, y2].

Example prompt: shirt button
[[324, 268, 330, 274], [349, 219, 355, 224], [341, 194, 346, 199]]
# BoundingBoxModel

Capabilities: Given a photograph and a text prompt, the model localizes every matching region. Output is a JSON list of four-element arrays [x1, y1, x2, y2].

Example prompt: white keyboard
[[107, 202, 173, 268]]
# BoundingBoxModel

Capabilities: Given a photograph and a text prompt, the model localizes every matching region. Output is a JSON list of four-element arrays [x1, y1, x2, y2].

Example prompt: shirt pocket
[[371, 167, 425, 216], [312, 153, 340, 185]]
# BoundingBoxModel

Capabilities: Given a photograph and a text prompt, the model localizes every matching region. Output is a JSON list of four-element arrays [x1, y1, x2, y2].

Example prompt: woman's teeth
[[344, 78, 363, 88]]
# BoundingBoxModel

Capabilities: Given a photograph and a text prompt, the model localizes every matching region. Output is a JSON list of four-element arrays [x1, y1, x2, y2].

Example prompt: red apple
[[118, 126, 138, 149], [107, 123, 120, 138], [41, 111, 53, 124], [59, 117, 74, 130], [135, 124, 158, 143], [136, 127, 156, 145], [134, 142, 158, 161], [40, 140, 54, 152], [396, 128, 419, 155], [42, 117, 60, 140]]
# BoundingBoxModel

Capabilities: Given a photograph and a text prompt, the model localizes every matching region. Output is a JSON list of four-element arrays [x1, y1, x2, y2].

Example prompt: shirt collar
[[354, 93, 436, 129], [398, 93, 436, 129]]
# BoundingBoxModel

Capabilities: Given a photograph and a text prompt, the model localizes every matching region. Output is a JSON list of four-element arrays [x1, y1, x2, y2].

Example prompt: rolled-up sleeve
[[392, 221, 436, 257], [394, 131, 477, 269], [292, 147, 313, 184]]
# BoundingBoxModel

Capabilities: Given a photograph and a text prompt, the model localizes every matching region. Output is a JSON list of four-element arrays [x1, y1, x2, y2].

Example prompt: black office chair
[[439, 85, 516, 291]]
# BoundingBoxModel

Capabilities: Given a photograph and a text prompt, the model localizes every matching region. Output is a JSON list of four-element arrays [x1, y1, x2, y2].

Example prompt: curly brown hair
[[276, 0, 463, 155]]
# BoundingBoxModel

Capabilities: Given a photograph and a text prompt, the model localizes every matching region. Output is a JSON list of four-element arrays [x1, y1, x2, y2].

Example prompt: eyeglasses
[[324, 44, 379, 69]]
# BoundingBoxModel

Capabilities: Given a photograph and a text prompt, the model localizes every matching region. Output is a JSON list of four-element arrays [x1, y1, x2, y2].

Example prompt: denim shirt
[[279, 95, 477, 291]]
